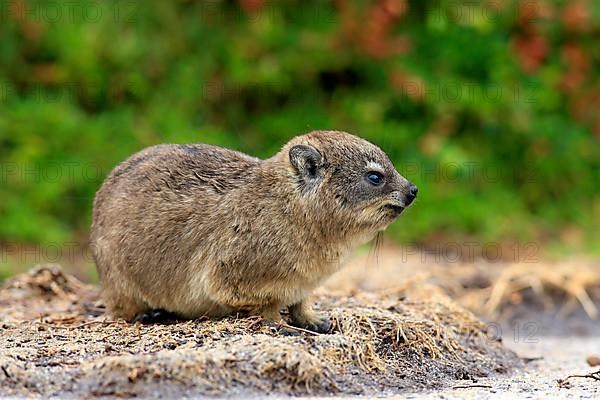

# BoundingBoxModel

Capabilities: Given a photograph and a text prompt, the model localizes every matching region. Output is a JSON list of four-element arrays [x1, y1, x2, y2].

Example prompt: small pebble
[[586, 355, 600, 367]]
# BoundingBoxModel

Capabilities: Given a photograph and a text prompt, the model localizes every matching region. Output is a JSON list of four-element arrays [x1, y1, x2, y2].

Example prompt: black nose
[[406, 184, 418, 205], [409, 184, 418, 197]]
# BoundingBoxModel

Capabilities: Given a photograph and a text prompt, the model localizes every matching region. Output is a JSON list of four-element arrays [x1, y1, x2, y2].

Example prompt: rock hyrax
[[91, 130, 417, 332]]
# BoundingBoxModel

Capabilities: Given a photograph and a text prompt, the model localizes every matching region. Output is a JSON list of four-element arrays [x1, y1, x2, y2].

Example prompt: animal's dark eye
[[366, 171, 384, 186]]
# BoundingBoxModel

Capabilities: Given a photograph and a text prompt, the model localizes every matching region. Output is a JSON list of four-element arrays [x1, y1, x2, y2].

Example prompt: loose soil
[[0, 265, 519, 398]]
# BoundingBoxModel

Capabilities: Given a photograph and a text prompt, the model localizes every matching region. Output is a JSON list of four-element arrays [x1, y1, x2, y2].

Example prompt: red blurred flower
[[562, 1, 592, 32], [512, 35, 548, 74]]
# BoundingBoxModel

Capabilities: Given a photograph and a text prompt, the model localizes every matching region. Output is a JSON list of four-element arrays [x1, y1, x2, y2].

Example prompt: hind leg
[[101, 287, 148, 321], [256, 303, 284, 323]]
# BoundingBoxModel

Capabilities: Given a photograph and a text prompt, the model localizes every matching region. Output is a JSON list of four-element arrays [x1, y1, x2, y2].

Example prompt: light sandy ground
[[400, 337, 600, 399]]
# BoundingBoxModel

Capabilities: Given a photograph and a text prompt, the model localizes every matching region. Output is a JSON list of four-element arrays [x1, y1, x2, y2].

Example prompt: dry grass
[[328, 248, 600, 322], [415, 260, 600, 321], [482, 262, 600, 319], [0, 265, 520, 398]]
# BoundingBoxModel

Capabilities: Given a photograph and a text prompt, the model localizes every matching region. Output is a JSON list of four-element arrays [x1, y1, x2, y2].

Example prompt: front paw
[[293, 314, 332, 334], [260, 318, 301, 336]]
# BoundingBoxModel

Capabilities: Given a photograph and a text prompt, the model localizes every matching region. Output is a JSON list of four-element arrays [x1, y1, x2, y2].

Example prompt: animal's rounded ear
[[289, 144, 323, 179]]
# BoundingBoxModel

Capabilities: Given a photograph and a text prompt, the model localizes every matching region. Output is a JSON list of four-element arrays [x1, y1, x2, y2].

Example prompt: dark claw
[[133, 309, 179, 325], [261, 319, 301, 336], [297, 315, 332, 334], [279, 326, 301, 336]]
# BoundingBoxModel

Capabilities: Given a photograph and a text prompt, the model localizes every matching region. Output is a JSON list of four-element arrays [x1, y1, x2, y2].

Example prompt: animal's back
[[91, 143, 260, 318]]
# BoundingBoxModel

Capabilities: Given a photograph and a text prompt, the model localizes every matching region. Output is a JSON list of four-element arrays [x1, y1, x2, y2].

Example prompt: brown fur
[[91, 131, 417, 332]]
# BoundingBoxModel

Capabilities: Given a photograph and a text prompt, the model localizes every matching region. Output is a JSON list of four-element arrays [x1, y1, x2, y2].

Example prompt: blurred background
[[0, 0, 599, 282]]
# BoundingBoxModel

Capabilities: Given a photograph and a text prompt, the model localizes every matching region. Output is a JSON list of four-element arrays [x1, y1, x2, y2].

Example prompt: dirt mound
[[0, 264, 100, 322], [328, 249, 600, 336], [0, 266, 521, 398]]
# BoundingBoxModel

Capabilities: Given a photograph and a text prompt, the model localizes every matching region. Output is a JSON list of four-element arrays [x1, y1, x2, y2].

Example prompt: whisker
[[367, 231, 383, 268], [375, 231, 383, 264]]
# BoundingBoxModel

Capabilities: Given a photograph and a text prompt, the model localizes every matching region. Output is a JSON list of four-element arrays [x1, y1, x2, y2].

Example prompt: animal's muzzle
[[405, 184, 418, 206]]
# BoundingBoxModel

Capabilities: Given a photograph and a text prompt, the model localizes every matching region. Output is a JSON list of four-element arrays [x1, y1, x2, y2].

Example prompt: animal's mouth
[[384, 204, 405, 216]]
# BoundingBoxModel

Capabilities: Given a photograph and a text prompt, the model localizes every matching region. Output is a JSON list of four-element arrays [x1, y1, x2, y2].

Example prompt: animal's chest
[[215, 231, 352, 306], [265, 252, 344, 304]]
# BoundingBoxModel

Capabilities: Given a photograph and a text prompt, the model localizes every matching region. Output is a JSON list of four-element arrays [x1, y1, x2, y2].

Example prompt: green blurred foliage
[[0, 0, 598, 254]]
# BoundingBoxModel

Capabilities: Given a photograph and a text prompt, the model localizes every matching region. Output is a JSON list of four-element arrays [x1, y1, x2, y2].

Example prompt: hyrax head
[[283, 130, 417, 234]]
